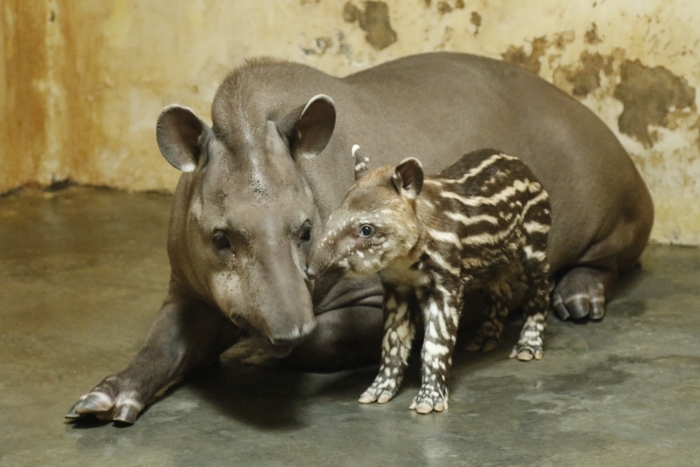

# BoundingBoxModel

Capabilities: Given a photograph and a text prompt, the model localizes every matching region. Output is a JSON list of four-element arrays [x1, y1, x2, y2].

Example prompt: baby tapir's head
[[306, 146, 424, 280]]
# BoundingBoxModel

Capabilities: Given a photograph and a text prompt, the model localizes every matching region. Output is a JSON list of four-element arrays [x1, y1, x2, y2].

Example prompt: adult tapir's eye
[[359, 224, 374, 238], [300, 221, 312, 242], [212, 231, 231, 251]]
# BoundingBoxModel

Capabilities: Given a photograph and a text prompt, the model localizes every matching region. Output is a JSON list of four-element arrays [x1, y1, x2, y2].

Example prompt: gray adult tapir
[[67, 52, 653, 423]]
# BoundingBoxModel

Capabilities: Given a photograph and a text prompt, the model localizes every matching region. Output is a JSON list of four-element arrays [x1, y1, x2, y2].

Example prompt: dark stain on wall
[[501, 36, 548, 75], [470, 11, 482, 33], [613, 59, 696, 147], [585, 23, 602, 45], [343, 1, 397, 50], [565, 51, 613, 97], [437, 1, 453, 14]]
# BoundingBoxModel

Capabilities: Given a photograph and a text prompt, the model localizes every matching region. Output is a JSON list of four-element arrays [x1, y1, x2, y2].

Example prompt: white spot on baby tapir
[[180, 162, 197, 172], [423, 340, 449, 356]]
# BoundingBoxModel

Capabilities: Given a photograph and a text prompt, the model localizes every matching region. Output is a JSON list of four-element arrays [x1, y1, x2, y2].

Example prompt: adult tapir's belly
[[319, 52, 653, 274]]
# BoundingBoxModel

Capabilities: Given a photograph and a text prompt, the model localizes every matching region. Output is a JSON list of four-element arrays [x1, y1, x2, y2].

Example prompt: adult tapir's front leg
[[66, 288, 239, 424]]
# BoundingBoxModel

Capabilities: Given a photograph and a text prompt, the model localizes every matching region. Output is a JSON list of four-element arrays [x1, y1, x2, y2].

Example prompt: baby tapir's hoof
[[464, 336, 499, 353], [509, 343, 544, 361], [358, 370, 402, 404], [509, 313, 546, 362], [409, 387, 448, 414]]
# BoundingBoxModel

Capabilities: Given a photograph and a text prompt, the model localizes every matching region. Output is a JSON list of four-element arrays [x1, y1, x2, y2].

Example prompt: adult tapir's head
[[156, 76, 338, 355]]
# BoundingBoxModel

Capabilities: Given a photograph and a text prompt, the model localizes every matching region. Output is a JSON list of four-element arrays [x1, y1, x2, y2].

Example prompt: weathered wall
[[1, 1, 699, 244]]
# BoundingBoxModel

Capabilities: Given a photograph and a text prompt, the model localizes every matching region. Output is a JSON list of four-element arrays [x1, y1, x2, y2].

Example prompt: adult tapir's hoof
[[551, 266, 613, 321], [65, 374, 147, 424]]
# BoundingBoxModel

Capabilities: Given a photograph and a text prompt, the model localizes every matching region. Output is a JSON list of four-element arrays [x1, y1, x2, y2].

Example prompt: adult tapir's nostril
[[270, 321, 316, 348]]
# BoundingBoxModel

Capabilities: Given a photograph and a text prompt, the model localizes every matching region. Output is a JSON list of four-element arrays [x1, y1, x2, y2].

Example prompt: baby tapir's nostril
[[305, 266, 319, 281]]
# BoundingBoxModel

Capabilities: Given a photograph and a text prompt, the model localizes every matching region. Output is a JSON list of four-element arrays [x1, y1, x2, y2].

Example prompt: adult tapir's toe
[[551, 266, 613, 321], [66, 374, 146, 424], [74, 391, 115, 414]]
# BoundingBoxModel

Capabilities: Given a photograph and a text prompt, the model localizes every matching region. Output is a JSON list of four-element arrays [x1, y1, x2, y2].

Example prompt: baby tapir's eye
[[300, 221, 312, 242], [359, 224, 374, 238], [212, 231, 231, 251]]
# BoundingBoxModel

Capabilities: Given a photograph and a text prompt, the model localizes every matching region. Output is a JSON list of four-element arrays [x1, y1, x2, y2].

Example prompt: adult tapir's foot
[[66, 293, 240, 425], [551, 266, 615, 321], [65, 373, 149, 424]]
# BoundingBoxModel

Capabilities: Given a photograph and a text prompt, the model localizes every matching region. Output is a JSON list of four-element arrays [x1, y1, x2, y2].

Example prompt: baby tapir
[[306, 146, 552, 414]]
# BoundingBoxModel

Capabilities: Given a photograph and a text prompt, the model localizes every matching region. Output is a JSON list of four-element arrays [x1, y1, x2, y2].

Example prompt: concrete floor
[[1, 187, 699, 467]]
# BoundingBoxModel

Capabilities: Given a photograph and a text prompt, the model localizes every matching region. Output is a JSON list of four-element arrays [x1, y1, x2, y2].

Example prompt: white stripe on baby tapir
[[424, 250, 461, 276], [444, 211, 500, 227], [523, 245, 547, 261], [521, 190, 549, 217], [460, 214, 523, 246], [426, 228, 462, 248], [441, 178, 534, 207], [523, 221, 550, 234], [441, 153, 517, 185]]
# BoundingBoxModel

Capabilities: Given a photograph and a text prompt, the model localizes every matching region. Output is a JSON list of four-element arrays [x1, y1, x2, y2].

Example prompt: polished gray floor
[[1, 187, 699, 467]]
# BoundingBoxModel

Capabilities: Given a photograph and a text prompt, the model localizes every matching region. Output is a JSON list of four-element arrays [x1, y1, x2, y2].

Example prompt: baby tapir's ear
[[352, 145, 371, 180], [392, 158, 424, 199]]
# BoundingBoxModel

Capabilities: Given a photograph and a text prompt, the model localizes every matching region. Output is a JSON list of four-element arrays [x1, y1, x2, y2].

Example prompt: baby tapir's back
[[418, 148, 551, 284]]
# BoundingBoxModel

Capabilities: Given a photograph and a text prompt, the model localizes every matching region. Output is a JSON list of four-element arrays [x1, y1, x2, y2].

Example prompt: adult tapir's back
[[67, 52, 652, 425]]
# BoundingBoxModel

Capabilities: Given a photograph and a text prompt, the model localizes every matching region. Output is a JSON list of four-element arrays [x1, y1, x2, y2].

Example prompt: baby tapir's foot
[[409, 381, 448, 414], [65, 374, 147, 424], [359, 366, 403, 404], [509, 313, 546, 361], [464, 318, 504, 352]]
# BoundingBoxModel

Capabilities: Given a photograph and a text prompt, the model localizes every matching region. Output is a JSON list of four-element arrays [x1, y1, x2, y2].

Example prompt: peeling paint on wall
[[614, 60, 696, 148], [501, 36, 548, 75], [343, 1, 397, 51], [1, 1, 699, 244]]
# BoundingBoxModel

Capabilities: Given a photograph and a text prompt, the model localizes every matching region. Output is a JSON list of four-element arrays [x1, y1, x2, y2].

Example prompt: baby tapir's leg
[[410, 282, 462, 414], [465, 282, 513, 352], [510, 263, 550, 361], [359, 286, 416, 404]]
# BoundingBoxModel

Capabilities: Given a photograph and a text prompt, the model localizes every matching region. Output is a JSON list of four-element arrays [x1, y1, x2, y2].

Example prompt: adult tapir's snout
[[251, 243, 317, 349]]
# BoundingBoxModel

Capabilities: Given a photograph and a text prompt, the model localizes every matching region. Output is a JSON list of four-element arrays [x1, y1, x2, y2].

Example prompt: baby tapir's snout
[[306, 240, 335, 281]]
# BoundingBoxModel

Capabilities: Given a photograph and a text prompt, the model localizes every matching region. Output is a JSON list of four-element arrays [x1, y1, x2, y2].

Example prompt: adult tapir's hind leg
[[551, 260, 618, 321], [66, 289, 239, 424]]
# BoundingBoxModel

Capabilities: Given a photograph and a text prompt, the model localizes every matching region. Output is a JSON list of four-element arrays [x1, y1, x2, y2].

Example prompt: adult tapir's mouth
[[268, 344, 294, 358], [229, 312, 315, 358]]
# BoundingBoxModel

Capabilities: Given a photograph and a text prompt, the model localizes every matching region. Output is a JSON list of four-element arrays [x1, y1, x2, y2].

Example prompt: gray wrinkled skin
[[66, 52, 653, 424]]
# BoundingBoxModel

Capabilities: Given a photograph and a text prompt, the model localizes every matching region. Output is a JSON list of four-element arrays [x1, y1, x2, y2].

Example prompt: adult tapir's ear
[[277, 94, 336, 159], [392, 158, 424, 199], [156, 105, 213, 172], [352, 145, 370, 180]]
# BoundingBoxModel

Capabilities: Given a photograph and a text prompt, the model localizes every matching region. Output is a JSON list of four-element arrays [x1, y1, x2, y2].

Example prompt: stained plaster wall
[[1, 1, 698, 244]]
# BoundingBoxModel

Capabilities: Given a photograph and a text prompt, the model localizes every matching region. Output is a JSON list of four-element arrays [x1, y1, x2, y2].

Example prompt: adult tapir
[[67, 52, 653, 423]]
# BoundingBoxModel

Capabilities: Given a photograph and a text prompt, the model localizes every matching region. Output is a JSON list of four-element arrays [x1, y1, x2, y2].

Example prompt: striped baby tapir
[[305, 146, 552, 414]]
